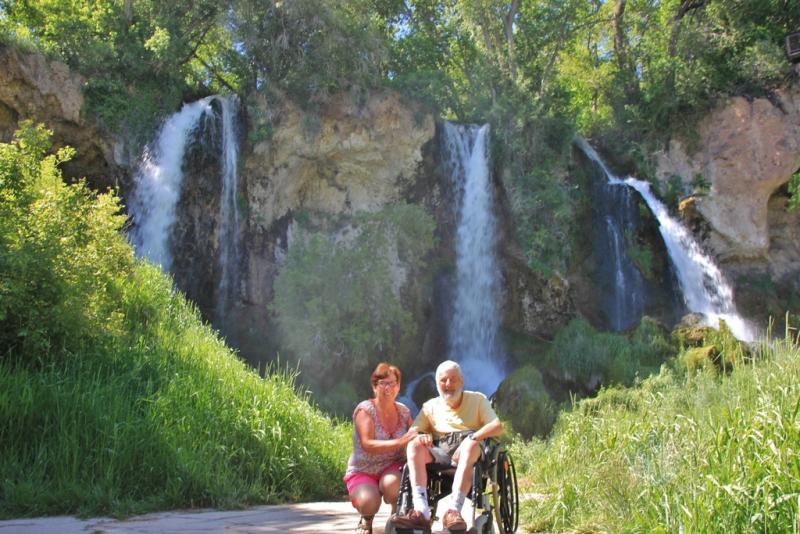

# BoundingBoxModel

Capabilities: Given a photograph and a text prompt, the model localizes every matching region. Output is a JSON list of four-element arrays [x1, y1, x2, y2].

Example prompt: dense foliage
[[544, 317, 676, 388], [2, 0, 797, 271], [271, 205, 436, 413], [514, 324, 800, 532], [0, 1, 228, 144], [0, 124, 348, 517]]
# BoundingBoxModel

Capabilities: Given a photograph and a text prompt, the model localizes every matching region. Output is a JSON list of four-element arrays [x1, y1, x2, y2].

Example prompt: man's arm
[[470, 417, 503, 442]]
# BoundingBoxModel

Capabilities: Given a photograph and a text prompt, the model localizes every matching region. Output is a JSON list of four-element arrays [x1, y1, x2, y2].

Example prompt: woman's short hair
[[371, 362, 402, 387]]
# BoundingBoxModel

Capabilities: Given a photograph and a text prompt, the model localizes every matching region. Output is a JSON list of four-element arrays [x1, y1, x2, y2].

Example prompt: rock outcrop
[[655, 79, 800, 264], [245, 91, 435, 232], [0, 44, 578, 407], [0, 45, 120, 189]]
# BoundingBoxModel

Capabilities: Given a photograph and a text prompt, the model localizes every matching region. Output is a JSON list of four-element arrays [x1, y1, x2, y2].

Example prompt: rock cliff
[[0, 43, 576, 406], [655, 74, 800, 297], [0, 45, 120, 189]]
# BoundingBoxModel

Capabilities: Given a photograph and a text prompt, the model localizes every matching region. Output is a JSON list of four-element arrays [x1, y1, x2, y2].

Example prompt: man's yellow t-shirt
[[412, 391, 498, 439]]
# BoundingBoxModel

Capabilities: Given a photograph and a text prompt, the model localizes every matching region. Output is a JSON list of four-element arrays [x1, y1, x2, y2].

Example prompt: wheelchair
[[385, 439, 518, 534]]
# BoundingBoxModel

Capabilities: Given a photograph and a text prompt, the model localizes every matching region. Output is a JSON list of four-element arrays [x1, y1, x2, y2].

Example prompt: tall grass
[[514, 325, 800, 533], [0, 263, 350, 518], [0, 124, 350, 518]]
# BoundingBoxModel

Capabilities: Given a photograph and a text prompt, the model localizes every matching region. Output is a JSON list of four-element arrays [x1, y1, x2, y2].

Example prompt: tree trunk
[[503, 0, 520, 82]]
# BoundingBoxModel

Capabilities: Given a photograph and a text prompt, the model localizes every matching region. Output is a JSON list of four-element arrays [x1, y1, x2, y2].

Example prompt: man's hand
[[415, 433, 433, 447]]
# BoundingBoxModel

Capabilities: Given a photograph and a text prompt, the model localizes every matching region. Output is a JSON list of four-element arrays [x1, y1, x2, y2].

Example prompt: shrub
[[544, 317, 674, 388], [271, 204, 436, 395], [0, 123, 350, 517]]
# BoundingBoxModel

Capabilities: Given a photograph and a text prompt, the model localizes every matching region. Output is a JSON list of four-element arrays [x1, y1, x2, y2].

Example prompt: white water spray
[[130, 96, 242, 319], [443, 123, 505, 394], [216, 96, 241, 318], [577, 139, 755, 341], [129, 97, 215, 270]]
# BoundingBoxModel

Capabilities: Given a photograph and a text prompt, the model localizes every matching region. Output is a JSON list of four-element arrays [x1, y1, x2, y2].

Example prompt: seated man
[[392, 360, 504, 532]]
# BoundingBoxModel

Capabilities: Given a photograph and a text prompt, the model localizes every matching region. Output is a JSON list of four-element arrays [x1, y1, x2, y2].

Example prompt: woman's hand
[[415, 433, 433, 447], [400, 427, 419, 445]]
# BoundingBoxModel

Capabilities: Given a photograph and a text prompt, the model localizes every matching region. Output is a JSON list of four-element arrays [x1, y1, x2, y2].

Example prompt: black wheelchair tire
[[492, 451, 519, 534]]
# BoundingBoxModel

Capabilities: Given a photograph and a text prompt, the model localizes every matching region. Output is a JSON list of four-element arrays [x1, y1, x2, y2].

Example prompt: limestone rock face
[[245, 91, 435, 233], [655, 83, 800, 262], [216, 91, 438, 367], [0, 45, 120, 188]]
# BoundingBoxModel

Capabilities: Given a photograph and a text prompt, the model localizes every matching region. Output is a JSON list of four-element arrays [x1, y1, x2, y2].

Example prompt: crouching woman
[[344, 362, 419, 534]]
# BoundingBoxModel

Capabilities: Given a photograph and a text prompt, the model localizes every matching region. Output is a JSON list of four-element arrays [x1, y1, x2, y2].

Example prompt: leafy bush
[[0, 121, 132, 360], [0, 123, 349, 517], [545, 317, 674, 387]]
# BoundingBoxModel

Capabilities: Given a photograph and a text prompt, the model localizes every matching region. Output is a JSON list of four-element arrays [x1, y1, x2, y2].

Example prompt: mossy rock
[[671, 313, 716, 347], [682, 345, 719, 374], [494, 365, 558, 439]]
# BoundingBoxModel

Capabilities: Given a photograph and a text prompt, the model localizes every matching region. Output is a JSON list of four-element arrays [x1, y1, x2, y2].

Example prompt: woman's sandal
[[355, 515, 374, 534]]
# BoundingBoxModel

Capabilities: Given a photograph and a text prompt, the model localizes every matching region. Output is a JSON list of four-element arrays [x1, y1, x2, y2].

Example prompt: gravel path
[[0, 501, 484, 533]]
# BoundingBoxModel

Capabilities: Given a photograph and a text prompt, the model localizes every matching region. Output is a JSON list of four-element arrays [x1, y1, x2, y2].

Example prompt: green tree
[[1, 0, 229, 141], [0, 121, 131, 360], [228, 0, 387, 106], [271, 204, 435, 391]]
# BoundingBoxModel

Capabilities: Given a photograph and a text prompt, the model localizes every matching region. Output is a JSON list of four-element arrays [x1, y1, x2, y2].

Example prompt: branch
[[194, 55, 238, 94]]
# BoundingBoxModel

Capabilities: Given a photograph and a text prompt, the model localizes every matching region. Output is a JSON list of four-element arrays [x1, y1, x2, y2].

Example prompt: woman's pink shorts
[[343, 462, 404, 496]]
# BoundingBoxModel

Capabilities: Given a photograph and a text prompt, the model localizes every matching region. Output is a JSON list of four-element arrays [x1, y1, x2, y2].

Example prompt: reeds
[[515, 318, 800, 533]]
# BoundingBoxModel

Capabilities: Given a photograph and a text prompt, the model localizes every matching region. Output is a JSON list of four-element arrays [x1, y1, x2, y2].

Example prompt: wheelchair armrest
[[480, 437, 501, 457]]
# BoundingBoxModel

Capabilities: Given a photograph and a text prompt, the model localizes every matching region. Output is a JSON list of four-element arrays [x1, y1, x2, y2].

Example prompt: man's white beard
[[439, 387, 463, 405]]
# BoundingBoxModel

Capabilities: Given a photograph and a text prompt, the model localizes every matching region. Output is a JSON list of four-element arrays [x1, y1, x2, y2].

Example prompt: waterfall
[[130, 96, 242, 321], [577, 139, 755, 341], [216, 96, 241, 320], [604, 215, 640, 329], [129, 97, 215, 271], [396, 371, 435, 417], [587, 153, 648, 331], [443, 122, 505, 395]]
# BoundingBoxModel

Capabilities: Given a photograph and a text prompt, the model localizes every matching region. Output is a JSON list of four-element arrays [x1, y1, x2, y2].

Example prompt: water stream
[[215, 96, 241, 320], [129, 96, 241, 320], [577, 139, 755, 341], [442, 122, 505, 394], [129, 97, 215, 271]]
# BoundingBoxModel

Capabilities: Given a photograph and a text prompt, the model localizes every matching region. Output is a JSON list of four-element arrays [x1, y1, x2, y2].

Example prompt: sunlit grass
[[0, 263, 350, 518], [514, 322, 800, 533]]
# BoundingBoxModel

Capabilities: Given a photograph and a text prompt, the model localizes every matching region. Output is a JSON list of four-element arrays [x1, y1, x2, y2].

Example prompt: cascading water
[[578, 139, 755, 341], [215, 96, 241, 320], [130, 95, 242, 320], [584, 145, 648, 331], [396, 371, 434, 416], [129, 97, 215, 271], [442, 122, 505, 394]]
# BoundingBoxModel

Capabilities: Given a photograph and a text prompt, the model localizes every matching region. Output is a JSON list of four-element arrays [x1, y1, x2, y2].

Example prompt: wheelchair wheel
[[491, 451, 519, 533]]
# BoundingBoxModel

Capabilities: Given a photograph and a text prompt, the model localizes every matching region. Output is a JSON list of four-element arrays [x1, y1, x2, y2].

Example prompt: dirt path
[[0, 501, 478, 533]]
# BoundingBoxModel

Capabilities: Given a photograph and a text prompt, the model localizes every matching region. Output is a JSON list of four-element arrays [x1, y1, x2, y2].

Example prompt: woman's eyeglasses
[[376, 380, 398, 388]]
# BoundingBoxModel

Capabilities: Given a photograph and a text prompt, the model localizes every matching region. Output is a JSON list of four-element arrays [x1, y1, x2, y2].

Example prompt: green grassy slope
[[0, 123, 349, 518], [514, 326, 800, 533]]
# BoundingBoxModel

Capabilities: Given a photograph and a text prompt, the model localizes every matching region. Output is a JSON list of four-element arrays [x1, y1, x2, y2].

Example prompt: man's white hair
[[435, 360, 463, 381]]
